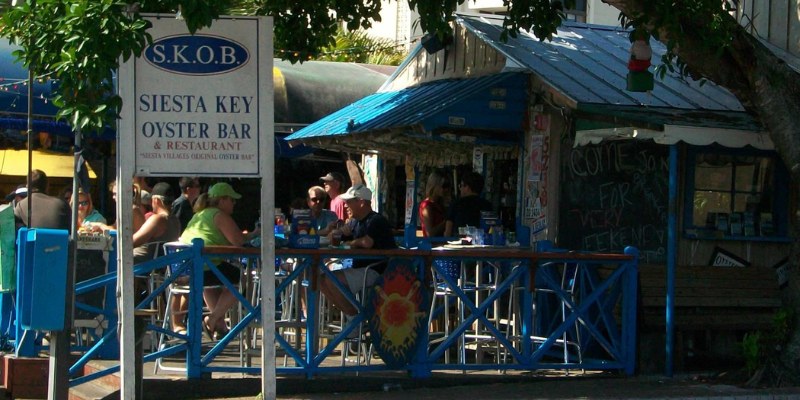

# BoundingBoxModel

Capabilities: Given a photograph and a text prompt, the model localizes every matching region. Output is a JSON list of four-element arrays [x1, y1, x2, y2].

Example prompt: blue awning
[[285, 72, 527, 153]]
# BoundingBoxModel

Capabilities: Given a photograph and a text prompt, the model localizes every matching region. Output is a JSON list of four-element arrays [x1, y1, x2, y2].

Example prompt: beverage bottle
[[274, 208, 285, 238]]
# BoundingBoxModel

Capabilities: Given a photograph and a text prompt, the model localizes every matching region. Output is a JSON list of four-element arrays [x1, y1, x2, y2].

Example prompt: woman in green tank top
[[179, 182, 259, 339]]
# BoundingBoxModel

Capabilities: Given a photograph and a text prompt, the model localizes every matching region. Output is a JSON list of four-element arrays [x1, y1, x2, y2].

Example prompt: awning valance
[[575, 125, 774, 150], [285, 72, 527, 159], [0, 149, 97, 178]]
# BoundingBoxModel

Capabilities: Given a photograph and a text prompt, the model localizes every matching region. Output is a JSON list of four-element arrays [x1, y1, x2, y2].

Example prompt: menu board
[[559, 139, 668, 263]]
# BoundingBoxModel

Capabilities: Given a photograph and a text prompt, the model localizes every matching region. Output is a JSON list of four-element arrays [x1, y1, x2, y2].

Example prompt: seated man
[[319, 184, 396, 316]]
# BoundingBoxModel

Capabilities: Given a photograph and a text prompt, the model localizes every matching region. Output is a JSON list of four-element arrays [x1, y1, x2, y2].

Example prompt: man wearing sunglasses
[[307, 185, 338, 235], [320, 172, 347, 220]]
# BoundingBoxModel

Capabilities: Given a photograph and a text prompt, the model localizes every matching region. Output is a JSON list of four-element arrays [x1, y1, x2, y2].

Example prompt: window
[[684, 145, 790, 240], [565, 0, 587, 22]]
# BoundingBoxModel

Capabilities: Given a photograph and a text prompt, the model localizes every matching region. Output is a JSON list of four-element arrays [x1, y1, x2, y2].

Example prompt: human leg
[[205, 288, 238, 332], [318, 268, 378, 316], [203, 262, 242, 334], [319, 270, 358, 316], [171, 293, 188, 332]]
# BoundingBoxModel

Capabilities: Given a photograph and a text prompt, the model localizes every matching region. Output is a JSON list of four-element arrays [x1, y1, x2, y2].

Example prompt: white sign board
[[125, 15, 269, 176], [117, 15, 276, 400]]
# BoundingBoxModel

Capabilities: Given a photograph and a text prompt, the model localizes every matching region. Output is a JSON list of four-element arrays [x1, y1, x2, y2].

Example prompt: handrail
[[64, 240, 638, 383]]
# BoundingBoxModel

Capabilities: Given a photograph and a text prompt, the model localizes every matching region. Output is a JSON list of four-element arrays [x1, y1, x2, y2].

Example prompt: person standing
[[319, 184, 396, 316], [419, 171, 449, 237], [320, 172, 347, 220], [444, 171, 493, 237], [14, 169, 70, 230], [171, 177, 201, 233]]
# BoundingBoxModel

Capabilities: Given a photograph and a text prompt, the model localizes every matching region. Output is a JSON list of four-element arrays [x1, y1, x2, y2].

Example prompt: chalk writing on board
[[559, 140, 668, 263]]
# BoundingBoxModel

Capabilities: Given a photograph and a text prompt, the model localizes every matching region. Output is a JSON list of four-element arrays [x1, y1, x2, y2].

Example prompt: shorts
[[204, 261, 242, 286], [342, 268, 379, 294]]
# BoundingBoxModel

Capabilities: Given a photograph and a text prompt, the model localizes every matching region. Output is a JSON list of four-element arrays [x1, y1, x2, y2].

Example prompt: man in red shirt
[[320, 172, 348, 220]]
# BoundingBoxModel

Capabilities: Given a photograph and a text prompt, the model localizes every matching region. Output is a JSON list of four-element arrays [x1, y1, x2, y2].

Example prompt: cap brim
[[230, 192, 242, 199]]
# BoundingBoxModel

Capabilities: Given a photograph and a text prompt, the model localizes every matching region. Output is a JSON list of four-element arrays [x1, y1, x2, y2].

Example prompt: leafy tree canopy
[[0, 0, 785, 145]]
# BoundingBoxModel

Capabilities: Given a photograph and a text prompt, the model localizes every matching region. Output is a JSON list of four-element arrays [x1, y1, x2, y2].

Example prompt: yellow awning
[[0, 149, 97, 178]]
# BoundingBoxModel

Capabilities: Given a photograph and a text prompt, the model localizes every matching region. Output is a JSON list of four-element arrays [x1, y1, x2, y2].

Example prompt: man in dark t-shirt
[[444, 171, 493, 236], [170, 177, 200, 233], [14, 169, 70, 230], [320, 183, 396, 316]]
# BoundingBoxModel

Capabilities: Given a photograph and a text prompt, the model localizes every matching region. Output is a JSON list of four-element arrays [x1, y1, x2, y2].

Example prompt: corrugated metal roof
[[458, 14, 746, 112], [285, 72, 524, 142]]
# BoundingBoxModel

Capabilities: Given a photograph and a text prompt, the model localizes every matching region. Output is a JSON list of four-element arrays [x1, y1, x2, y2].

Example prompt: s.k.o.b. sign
[[122, 15, 272, 177]]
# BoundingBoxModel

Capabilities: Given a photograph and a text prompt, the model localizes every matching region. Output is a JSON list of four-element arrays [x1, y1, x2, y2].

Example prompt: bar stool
[[503, 242, 583, 371], [154, 241, 192, 374], [428, 258, 503, 365]]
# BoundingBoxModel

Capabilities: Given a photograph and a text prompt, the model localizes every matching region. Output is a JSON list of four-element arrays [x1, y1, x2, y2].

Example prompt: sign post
[[119, 15, 274, 399]]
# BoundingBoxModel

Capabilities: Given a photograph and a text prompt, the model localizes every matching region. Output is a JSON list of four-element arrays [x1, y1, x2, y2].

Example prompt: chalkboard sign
[[74, 248, 109, 320], [559, 139, 668, 263]]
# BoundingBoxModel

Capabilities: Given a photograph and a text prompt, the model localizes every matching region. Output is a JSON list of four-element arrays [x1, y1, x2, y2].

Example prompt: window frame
[[682, 144, 791, 242]]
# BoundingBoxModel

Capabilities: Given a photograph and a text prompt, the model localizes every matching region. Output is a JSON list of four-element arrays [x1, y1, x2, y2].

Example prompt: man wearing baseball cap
[[320, 171, 347, 220], [319, 183, 396, 317], [4, 185, 27, 206]]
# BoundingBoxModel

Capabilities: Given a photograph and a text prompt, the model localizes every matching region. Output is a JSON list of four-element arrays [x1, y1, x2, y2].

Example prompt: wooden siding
[[383, 23, 508, 91], [737, 0, 800, 59]]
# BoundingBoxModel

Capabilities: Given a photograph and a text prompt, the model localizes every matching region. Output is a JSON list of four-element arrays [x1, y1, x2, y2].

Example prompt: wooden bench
[[639, 265, 783, 331]]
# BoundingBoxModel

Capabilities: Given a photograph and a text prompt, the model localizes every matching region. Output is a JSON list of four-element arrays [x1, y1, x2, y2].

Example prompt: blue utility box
[[16, 228, 69, 331]]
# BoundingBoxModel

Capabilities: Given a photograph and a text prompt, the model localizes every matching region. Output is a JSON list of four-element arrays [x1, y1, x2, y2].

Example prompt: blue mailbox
[[16, 228, 69, 331]]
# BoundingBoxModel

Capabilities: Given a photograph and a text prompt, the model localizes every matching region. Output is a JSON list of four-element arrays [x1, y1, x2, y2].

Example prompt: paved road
[[131, 372, 800, 400]]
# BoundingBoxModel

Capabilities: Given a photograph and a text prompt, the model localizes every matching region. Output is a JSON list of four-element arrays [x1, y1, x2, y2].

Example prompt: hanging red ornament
[[626, 29, 654, 92]]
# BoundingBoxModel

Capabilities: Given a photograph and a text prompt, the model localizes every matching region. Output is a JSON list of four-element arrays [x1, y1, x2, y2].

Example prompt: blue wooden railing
[[62, 240, 638, 384]]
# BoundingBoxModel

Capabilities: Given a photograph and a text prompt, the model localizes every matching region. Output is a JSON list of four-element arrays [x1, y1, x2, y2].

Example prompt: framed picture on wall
[[709, 246, 750, 267]]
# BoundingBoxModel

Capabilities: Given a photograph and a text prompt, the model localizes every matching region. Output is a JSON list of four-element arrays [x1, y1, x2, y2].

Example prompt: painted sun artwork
[[366, 260, 427, 368]]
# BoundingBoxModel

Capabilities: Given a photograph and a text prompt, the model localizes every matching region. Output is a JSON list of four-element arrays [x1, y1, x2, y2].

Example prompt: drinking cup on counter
[[331, 230, 343, 247]]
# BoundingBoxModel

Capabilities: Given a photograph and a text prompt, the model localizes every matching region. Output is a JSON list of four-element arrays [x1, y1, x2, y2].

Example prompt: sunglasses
[[78, 200, 90, 207], [309, 197, 322, 203]]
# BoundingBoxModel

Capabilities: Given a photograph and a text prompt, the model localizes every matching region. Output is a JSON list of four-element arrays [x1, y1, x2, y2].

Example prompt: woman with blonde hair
[[71, 189, 106, 229], [419, 170, 449, 237]]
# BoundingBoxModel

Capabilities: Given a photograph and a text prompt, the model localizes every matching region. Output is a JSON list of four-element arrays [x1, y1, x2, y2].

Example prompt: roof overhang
[[576, 125, 774, 150], [575, 104, 770, 149], [0, 149, 97, 178], [285, 73, 528, 161]]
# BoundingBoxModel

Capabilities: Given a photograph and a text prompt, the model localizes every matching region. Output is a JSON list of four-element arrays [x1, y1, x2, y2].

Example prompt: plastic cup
[[331, 230, 343, 247], [507, 231, 516, 245]]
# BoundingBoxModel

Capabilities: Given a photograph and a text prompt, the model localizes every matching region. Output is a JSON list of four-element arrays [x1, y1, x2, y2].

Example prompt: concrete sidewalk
[[116, 371, 800, 400]]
